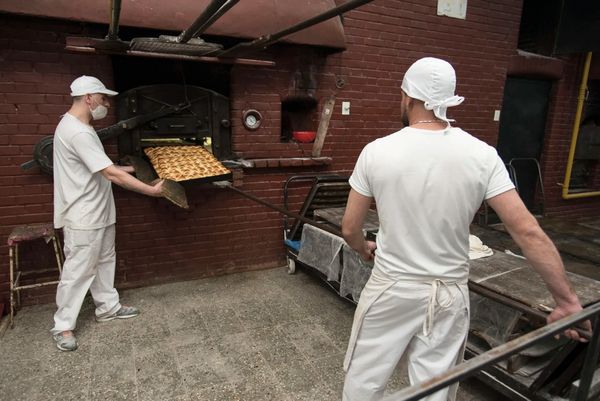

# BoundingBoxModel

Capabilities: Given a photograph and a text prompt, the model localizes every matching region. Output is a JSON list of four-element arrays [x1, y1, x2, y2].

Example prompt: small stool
[[8, 223, 63, 328]]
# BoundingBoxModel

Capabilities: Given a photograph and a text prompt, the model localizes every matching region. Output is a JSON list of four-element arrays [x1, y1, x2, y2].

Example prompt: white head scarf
[[400, 57, 464, 123]]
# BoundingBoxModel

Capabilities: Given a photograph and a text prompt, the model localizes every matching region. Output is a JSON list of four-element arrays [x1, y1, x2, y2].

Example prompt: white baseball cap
[[401, 57, 464, 123], [70, 75, 118, 97]]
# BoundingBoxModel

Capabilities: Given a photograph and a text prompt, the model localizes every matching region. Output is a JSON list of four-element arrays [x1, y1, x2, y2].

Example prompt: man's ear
[[401, 92, 410, 108]]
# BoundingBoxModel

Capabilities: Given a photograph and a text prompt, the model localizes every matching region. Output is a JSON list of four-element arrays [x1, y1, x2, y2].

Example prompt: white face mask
[[89, 98, 108, 120]]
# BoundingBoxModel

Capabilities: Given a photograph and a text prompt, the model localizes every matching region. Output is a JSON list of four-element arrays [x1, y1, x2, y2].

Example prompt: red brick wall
[[2, 1, 598, 308], [231, 0, 525, 169], [0, 17, 118, 307]]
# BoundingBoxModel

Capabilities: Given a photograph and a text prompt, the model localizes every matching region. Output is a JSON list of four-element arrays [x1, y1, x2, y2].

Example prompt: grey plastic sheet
[[297, 224, 373, 302], [297, 224, 344, 281], [340, 245, 373, 302]]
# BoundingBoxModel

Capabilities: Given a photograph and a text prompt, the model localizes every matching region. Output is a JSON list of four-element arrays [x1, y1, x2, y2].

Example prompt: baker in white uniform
[[52, 76, 164, 351], [341, 57, 589, 401]]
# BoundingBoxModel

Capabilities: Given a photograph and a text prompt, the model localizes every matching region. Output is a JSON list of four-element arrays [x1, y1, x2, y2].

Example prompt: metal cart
[[282, 174, 351, 275]]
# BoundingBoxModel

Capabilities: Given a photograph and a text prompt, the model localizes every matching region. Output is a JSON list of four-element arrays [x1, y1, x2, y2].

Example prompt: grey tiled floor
[[0, 267, 509, 400]]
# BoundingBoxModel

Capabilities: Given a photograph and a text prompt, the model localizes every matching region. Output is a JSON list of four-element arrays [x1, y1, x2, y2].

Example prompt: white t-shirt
[[349, 127, 515, 282], [53, 113, 115, 229]]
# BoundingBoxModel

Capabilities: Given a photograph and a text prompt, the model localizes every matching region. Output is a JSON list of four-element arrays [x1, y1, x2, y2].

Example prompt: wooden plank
[[578, 216, 600, 231], [469, 252, 527, 284], [124, 155, 189, 209], [123, 155, 157, 183], [540, 217, 600, 246], [312, 97, 335, 157], [471, 224, 600, 281], [486, 217, 600, 262], [470, 251, 600, 309], [314, 207, 379, 232], [552, 235, 600, 265], [65, 42, 276, 66]]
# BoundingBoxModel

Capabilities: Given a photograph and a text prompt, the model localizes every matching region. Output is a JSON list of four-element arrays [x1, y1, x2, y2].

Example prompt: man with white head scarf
[[400, 57, 464, 125], [341, 57, 588, 401]]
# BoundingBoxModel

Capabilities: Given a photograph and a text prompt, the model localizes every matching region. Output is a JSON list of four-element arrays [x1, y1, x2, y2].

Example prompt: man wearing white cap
[[341, 58, 589, 400], [51, 75, 164, 351]]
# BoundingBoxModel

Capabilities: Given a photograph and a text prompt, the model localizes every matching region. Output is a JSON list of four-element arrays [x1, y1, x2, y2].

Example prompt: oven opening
[[111, 56, 232, 161], [281, 95, 318, 142]]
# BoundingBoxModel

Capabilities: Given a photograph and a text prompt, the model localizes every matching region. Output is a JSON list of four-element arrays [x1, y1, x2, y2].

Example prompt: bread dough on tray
[[144, 145, 230, 182]]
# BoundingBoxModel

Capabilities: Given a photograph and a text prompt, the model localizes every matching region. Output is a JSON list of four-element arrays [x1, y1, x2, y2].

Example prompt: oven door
[[116, 84, 231, 160]]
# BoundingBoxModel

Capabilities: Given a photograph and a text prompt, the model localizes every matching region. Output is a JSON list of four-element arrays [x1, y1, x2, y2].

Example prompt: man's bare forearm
[[487, 190, 590, 341], [101, 165, 161, 197], [343, 226, 367, 253], [488, 190, 580, 307], [342, 189, 376, 261], [509, 222, 578, 306]]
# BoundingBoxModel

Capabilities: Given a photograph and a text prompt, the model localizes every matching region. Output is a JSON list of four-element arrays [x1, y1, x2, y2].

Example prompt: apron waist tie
[[423, 278, 466, 337]]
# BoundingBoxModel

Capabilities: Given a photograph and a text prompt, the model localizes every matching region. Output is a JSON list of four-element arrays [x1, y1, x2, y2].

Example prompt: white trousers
[[52, 225, 121, 334], [343, 280, 469, 401]]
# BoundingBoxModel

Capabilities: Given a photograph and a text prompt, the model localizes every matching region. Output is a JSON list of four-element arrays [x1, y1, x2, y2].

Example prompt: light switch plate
[[342, 101, 350, 115], [437, 0, 467, 20]]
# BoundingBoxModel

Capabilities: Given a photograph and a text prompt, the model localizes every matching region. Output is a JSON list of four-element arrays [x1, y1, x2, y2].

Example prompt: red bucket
[[292, 131, 317, 143]]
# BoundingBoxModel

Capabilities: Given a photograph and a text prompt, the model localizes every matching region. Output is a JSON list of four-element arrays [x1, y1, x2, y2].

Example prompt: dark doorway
[[496, 77, 552, 212]]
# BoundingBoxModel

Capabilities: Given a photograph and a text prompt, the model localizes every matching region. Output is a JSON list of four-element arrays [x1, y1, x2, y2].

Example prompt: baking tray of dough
[[143, 145, 232, 184]]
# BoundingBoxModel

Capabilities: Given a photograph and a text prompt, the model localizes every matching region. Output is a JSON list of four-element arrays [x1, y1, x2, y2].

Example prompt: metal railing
[[382, 301, 600, 401]]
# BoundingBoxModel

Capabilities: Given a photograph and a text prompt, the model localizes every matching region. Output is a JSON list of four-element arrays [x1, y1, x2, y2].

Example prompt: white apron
[[343, 270, 470, 401]]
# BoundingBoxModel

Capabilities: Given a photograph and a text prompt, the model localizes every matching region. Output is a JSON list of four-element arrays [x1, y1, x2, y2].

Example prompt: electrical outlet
[[493, 110, 501, 121]]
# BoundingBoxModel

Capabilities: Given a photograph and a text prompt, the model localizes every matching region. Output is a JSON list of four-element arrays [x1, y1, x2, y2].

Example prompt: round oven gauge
[[246, 114, 257, 126], [243, 109, 262, 130]]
